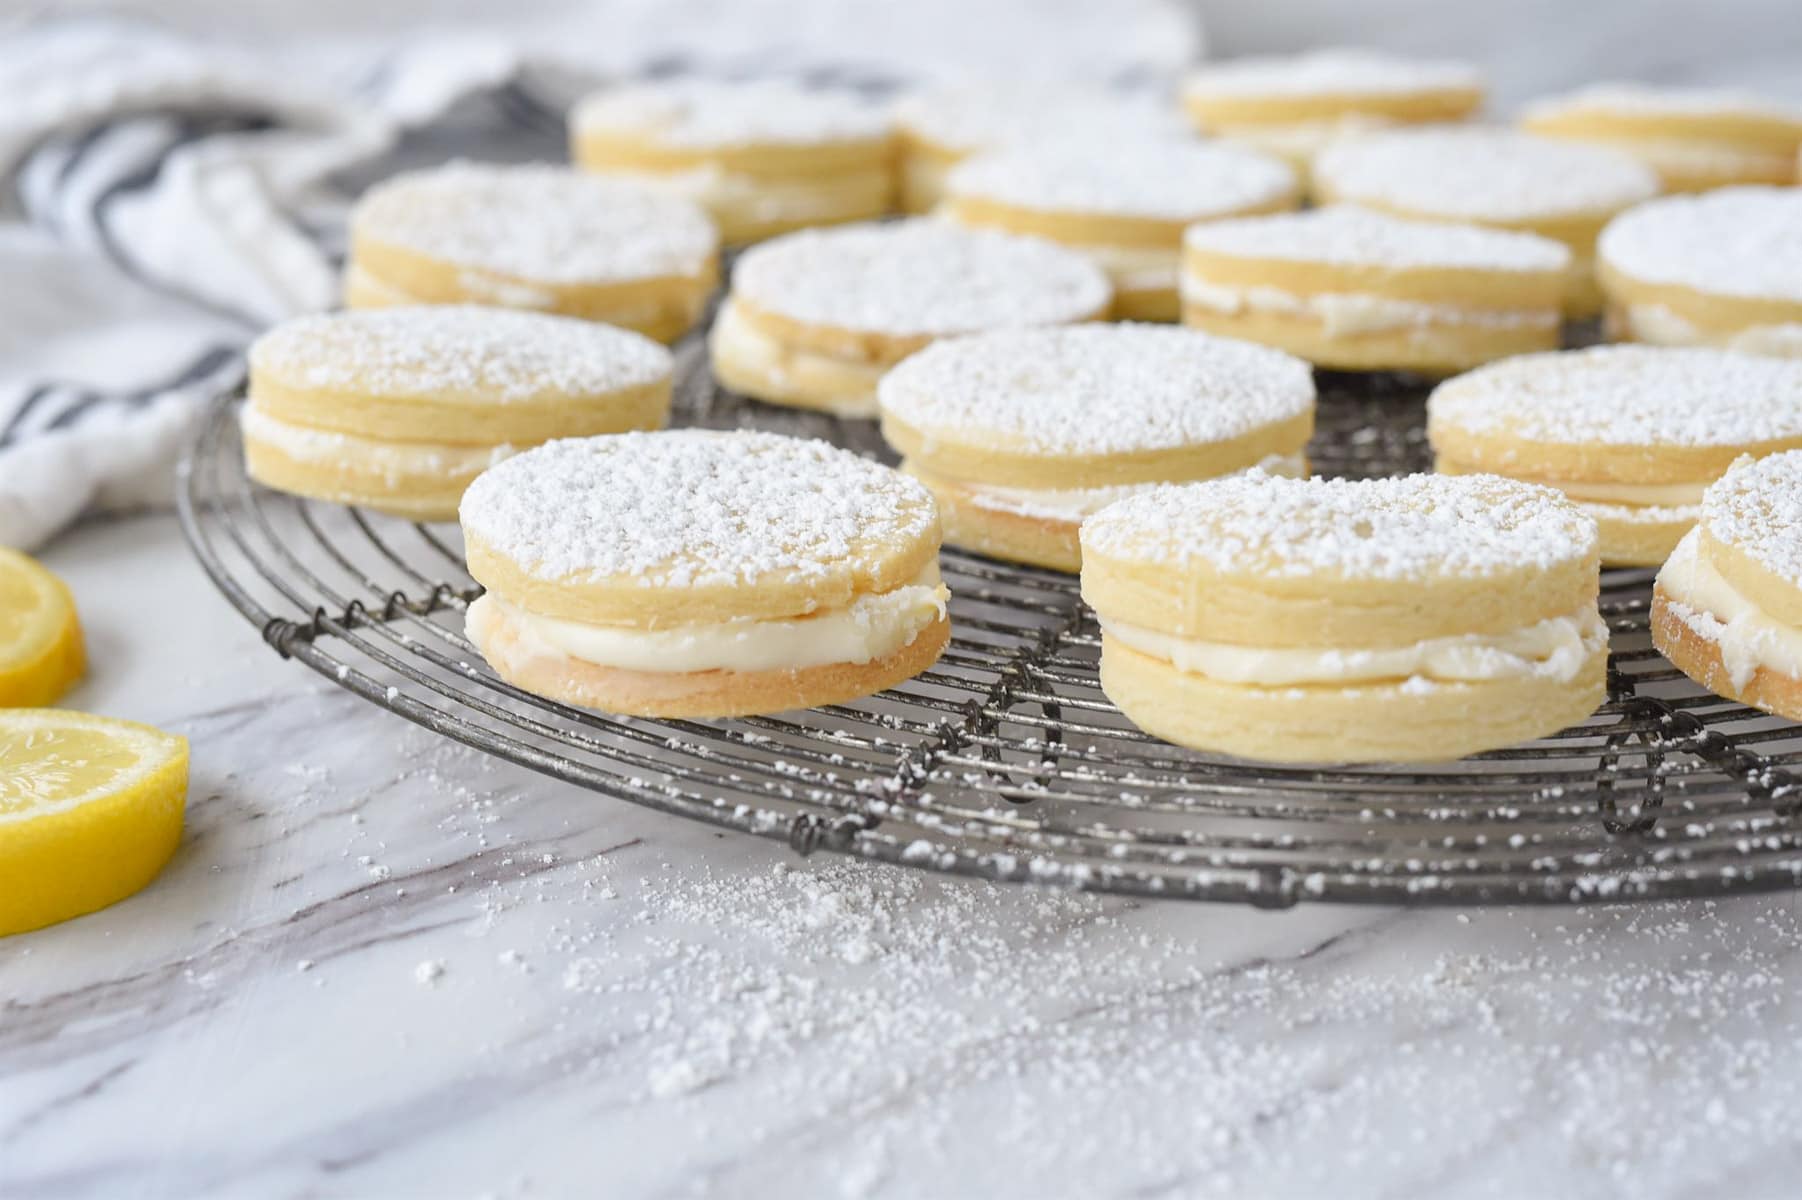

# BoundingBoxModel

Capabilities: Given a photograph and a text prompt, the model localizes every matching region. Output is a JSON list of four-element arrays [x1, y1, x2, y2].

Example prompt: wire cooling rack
[[177, 345, 1802, 907]]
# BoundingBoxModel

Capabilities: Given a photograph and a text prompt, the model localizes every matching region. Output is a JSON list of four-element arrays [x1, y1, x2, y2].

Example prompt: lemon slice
[[0, 709, 188, 937], [0, 546, 86, 707]]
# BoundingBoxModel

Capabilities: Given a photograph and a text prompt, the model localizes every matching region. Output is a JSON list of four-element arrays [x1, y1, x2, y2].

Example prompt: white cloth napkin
[[0, 4, 1199, 551]]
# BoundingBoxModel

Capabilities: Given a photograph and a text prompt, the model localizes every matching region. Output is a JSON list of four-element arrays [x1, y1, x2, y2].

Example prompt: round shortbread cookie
[[1522, 83, 1802, 192], [1653, 452, 1802, 719], [346, 162, 719, 341], [1081, 472, 1599, 647], [1081, 472, 1605, 763], [1429, 346, 1802, 565], [460, 430, 941, 627], [247, 307, 672, 445], [892, 83, 1188, 212], [712, 219, 1111, 414], [1598, 186, 1802, 357], [570, 81, 894, 243], [1312, 127, 1659, 315], [941, 140, 1297, 320], [1180, 205, 1569, 373]]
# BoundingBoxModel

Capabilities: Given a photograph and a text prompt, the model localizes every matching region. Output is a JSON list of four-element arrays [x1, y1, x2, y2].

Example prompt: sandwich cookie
[[1080, 472, 1608, 763], [892, 84, 1189, 214], [1312, 127, 1660, 316], [1598, 186, 1802, 358], [242, 307, 673, 520], [1653, 451, 1802, 720], [940, 140, 1298, 321], [1430, 346, 1802, 566], [1522, 83, 1802, 193], [570, 81, 894, 244], [1179, 49, 1484, 180], [711, 219, 1111, 416], [1180, 205, 1569, 374], [345, 162, 719, 343], [878, 324, 1315, 571], [461, 431, 950, 718]]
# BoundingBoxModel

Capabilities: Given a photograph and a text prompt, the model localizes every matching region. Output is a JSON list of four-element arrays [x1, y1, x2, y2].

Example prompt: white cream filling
[[1658, 528, 1802, 688], [241, 405, 515, 478], [1075, 242, 1181, 292], [1181, 276, 1557, 335], [478, 566, 948, 674], [1621, 303, 1802, 358], [1218, 116, 1396, 166], [596, 165, 882, 225], [1101, 606, 1607, 686], [709, 299, 885, 415], [956, 453, 1308, 520], [1536, 477, 1712, 507]]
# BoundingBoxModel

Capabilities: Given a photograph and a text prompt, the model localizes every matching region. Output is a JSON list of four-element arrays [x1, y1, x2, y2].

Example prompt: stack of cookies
[[232, 53, 1802, 759]]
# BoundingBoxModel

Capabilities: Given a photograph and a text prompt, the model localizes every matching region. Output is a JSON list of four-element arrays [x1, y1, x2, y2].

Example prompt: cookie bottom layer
[[1182, 302, 1556, 375], [1651, 585, 1802, 721], [467, 595, 950, 718], [1098, 635, 1608, 763], [708, 300, 886, 416]]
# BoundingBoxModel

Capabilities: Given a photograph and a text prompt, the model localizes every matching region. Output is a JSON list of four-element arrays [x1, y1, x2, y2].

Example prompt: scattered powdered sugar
[[878, 323, 1313, 456], [1181, 48, 1482, 100], [1599, 186, 1802, 304], [1429, 346, 1802, 447], [1314, 128, 1659, 221], [352, 161, 718, 284], [459, 430, 935, 587], [946, 139, 1296, 221], [250, 306, 672, 402], [893, 83, 1191, 155], [1525, 82, 1802, 124], [731, 219, 1110, 336], [572, 80, 891, 149], [1183, 205, 1570, 274], [1701, 450, 1802, 586], [1081, 472, 1596, 579]]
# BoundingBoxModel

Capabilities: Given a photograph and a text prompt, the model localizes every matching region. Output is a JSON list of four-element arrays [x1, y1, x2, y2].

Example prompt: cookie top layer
[[251, 307, 671, 403], [1702, 451, 1802, 587], [731, 219, 1110, 337], [1314, 128, 1659, 222], [945, 139, 1296, 221], [1183, 205, 1570, 274], [461, 431, 939, 624], [893, 84, 1186, 155], [571, 80, 890, 149], [1598, 186, 1802, 303], [879, 323, 1313, 458], [1429, 346, 1802, 449], [352, 162, 718, 285], [1181, 49, 1482, 101], [1084, 472, 1594, 581], [1524, 83, 1802, 125]]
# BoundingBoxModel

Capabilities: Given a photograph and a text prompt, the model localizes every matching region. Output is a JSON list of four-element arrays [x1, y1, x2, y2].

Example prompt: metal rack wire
[[177, 343, 1802, 906]]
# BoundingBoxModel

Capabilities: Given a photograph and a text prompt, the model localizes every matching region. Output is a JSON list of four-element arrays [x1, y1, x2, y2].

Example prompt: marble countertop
[[6, 513, 1802, 1200]]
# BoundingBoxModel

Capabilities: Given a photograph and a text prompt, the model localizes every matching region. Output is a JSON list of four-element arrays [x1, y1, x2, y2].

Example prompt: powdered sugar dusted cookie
[[1654, 451, 1802, 720], [570, 80, 894, 244], [1523, 83, 1802, 192], [242, 306, 672, 520], [1312, 127, 1660, 315], [1081, 472, 1607, 762], [345, 162, 719, 342], [1598, 186, 1802, 358], [711, 218, 1111, 416], [1180, 205, 1569, 374], [461, 430, 950, 718], [879, 323, 1314, 570], [1430, 346, 1802, 565], [1181, 50, 1484, 180], [941, 140, 1297, 321]]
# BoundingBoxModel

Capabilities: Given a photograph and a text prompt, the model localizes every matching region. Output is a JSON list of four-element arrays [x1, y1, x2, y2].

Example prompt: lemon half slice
[[0, 709, 189, 936], [0, 547, 86, 707]]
